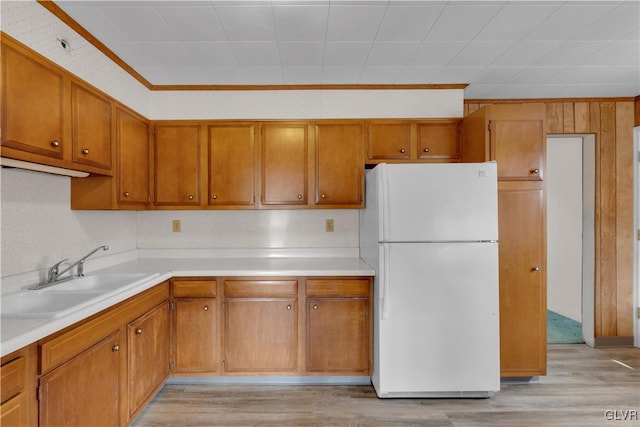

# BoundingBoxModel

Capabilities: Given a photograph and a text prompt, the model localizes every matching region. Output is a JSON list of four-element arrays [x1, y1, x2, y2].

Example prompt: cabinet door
[[174, 298, 217, 373], [417, 121, 460, 160], [261, 123, 308, 205], [209, 124, 255, 207], [307, 298, 369, 373], [490, 119, 544, 180], [1, 43, 64, 159], [223, 298, 297, 372], [71, 82, 112, 171], [39, 331, 121, 427], [367, 123, 411, 160], [315, 123, 364, 206], [117, 108, 150, 207], [154, 125, 201, 206], [128, 303, 170, 418], [498, 183, 546, 376]]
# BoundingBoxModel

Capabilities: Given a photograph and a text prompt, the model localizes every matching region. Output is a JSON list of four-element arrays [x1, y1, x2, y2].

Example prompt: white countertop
[[1, 254, 374, 357]]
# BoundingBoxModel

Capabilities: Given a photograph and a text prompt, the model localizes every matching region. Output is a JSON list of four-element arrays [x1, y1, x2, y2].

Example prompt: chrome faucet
[[30, 245, 109, 290]]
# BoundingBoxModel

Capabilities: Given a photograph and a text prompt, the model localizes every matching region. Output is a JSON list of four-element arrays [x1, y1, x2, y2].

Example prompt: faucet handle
[[48, 258, 69, 282], [50, 258, 69, 272]]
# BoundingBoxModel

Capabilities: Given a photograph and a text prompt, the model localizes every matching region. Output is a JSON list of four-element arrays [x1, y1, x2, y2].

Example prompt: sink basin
[[1, 291, 105, 318], [1, 273, 160, 319], [50, 273, 151, 293]]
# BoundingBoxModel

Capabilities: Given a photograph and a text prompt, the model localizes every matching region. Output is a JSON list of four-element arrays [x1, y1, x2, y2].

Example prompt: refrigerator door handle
[[380, 163, 389, 241], [381, 243, 391, 319]]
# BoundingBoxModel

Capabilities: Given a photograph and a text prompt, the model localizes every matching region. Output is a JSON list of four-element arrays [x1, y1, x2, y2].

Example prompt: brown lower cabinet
[[7, 275, 371, 426]]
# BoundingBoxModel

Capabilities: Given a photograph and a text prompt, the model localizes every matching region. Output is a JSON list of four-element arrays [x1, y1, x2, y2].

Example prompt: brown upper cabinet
[[209, 124, 256, 208], [1, 35, 113, 176], [366, 119, 461, 164], [154, 125, 203, 207], [462, 104, 545, 180], [261, 123, 309, 206], [71, 106, 151, 210], [316, 123, 364, 207]]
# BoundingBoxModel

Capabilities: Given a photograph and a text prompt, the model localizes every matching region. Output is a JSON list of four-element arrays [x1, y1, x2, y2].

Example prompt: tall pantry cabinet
[[462, 103, 547, 377]]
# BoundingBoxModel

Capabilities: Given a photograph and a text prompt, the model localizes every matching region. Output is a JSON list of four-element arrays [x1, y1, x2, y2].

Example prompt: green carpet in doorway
[[547, 310, 583, 344]]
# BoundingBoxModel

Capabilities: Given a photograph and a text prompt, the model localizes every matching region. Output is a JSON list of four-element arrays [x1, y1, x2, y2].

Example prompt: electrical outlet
[[172, 219, 181, 233], [326, 219, 334, 232]]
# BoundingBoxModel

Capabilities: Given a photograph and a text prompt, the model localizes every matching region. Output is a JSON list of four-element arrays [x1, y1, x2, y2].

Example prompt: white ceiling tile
[[472, 85, 529, 100], [366, 41, 419, 66], [99, 6, 176, 42], [110, 42, 191, 67], [326, 4, 387, 41], [232, 42, 280, 66], [215, 5, 277, 41], [396, 66, 444, 84], [449, 42, 513, 67], [376, 4, 444, 41], [156, 6, 227, 41], [535, 41, 609, 66], [523, 4, 619, 41], [358, 66, 404, 84], [575, 41, 640, 66], [180, 42, 238, 67], [474, 4, 559, 42], [506, 67, 564, 85], [572, 3, 640, 41], [617, 28, 640, 42], [282, 66, 323, 84], [152, 66, 210, 85], [425, 4, 502, 42], [279, 42, 325, 66], [473, 67, 526, 85], [201, 66, 247, 84], [409, 42, 467, 66], [432, 66, 484, 84], [273, 5, 329, 41], [323, 42, 373, 66], [242, 66, 284, 85], [321, 66, 363, 84], [463, 84, 496, 99], [543, 66, 615, 84], [491, 41, 562, 67], [54, 4, 128, 43]]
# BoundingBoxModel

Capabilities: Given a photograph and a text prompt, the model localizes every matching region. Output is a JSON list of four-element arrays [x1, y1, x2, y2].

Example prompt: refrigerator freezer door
[[379, 163, 498, 242], [374, 242, 500, 397]]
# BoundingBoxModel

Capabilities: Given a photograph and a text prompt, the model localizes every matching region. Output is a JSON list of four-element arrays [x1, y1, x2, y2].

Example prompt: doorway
[[546, 135, 595, 346]]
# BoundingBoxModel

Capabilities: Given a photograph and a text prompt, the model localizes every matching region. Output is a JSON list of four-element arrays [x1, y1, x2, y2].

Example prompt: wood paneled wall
[[465, 99, 635, 339]]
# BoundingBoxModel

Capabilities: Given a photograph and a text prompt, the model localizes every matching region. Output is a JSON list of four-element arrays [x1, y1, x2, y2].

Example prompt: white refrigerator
[[359, 162, 500, 398]]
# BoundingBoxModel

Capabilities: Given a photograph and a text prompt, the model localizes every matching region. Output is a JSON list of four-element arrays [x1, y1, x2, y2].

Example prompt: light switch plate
[[172, 219, 181, 233], [326, 219, 334, 232]]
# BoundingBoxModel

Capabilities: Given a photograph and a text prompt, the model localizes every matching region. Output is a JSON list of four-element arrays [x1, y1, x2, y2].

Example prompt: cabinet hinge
[[169, 361, 175, 371], [488, 121, 492, 132], [169, 301, 176, 310], [222, 360, 225, 369], [37, 386, 42, 402]]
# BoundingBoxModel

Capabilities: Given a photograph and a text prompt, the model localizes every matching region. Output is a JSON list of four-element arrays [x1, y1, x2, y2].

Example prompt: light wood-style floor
[[132, 344, 640, 427]]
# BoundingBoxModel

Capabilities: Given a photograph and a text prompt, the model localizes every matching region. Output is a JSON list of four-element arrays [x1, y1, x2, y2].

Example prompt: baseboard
[[594, 336, 635, 347]]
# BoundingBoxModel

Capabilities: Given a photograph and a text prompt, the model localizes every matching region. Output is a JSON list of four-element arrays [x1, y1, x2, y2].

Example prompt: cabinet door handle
[[51, 140, 60, 148], [400, 148, 406, 153], [320, 194, 326, 199], [212, 194, 218, 200], [135, 327, 142, 335], [188, 194, 194, 201], [112, 344, 120, 352], [203, 305, 209, 311], [297, 194, 303, 200], [531, 266, 540, 272], [123, 192, 130, 197], [312, 304, 319, 310], [531, 169, 540, 175], [82, 148, 90, 155], [423, 147, 430, 153], [286, 305, 292, 310]]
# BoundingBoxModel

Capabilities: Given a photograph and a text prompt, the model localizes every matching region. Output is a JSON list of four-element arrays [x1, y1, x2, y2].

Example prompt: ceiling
[[52, 0, 640, 99]]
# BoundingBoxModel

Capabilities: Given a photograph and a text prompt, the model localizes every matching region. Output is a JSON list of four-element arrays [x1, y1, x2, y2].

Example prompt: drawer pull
[[51, 140, 60, 148], [531, 169, 540, 175], [423, 147, 430, 153], [112, 344, 120, 352], [188, 194, 194, 200], [531, 266, 540, 272], [286, 305, 292, 310], [123, 192, 130, 197], [313, 304, 319, 310], [212, 194, 218, 200], [136, 327, 142, 335], [400, 148, 406, 153], [203, 305, 209, 311], [297, 194, 303, 200], [82, 148, 90, 155]]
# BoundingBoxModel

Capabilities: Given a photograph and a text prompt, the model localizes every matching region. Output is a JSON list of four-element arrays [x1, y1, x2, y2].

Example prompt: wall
[[0, 168, 137, 278], [466, 99, 636, 339], [546, 137, 584, 322]]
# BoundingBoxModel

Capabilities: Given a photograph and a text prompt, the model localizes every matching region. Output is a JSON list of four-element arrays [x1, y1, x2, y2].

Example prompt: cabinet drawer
[[0, 357, 25, 404], [224, 280, 298, 297], [173, 280, 217, 297], [306, 279, 370, 297]]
